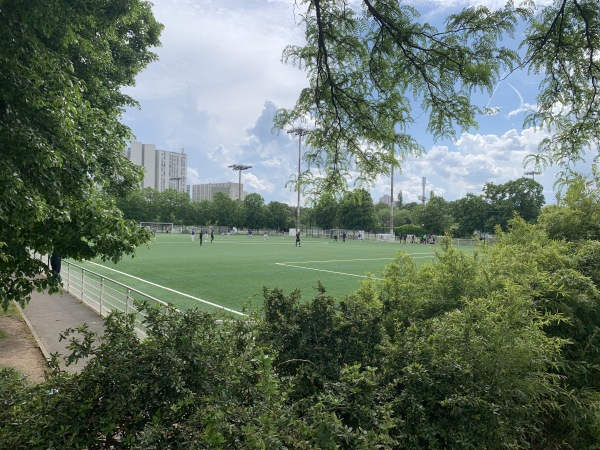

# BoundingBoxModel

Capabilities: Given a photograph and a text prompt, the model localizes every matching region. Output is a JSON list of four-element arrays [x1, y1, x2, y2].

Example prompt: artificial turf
[[75, 233, 458, 315]]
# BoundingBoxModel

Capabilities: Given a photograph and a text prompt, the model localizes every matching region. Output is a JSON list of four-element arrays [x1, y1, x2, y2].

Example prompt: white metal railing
[[60, 260, 177, 338]]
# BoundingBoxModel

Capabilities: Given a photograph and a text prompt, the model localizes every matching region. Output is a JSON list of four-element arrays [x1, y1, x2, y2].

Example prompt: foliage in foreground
[[0, 0, 162, 310], [1, 219, 599, 448]]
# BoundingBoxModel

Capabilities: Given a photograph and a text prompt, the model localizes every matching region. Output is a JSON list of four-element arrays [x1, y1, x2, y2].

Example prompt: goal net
[[376, 233, 395, 242], [139, 222, 173, 233]]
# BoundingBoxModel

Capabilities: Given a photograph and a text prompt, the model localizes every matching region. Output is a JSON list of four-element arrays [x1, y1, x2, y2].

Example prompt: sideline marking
[[86, 261, 246, 317]]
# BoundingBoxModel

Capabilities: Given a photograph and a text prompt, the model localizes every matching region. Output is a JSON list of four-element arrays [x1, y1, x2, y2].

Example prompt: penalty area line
[[275, 262, 383, 281], [86, 261, 246, 317]]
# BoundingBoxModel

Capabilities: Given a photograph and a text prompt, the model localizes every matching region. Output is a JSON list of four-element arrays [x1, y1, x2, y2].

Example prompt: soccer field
[[75, 233, 463, 316]]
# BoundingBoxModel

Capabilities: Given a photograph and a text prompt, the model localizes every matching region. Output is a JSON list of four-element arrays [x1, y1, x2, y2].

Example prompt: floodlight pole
[[524, 170, 541, 181], [390, 144, 394, 237], [287, 127, 307, 233], [228, 164, 252, 201]]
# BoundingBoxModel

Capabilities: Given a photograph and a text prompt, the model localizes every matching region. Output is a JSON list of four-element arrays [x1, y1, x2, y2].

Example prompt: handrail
[[60, 259, 180, 338], [63, 261, 174, 309]]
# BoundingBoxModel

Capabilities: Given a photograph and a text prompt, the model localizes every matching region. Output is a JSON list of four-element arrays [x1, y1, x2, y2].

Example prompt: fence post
[[125, 288, 131, 315], [100, 277, 104, 316], [81, 269, 85, 300], [66, 262, 70, 293]]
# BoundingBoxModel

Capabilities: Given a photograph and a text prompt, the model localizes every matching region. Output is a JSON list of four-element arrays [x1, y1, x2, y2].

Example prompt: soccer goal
[[376, 233, 395, 242], [139, 222, 173, 234]]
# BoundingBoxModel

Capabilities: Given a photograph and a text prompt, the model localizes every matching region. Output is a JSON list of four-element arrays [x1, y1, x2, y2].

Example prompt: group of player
[[332, 231, 348, 243], [190, 227, 294, 245], [190, 227, 214, 245], [400, 234, 436, 244]]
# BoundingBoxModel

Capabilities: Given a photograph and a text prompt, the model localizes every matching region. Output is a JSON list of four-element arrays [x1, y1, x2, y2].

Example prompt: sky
[[121, 0, 590, 207]]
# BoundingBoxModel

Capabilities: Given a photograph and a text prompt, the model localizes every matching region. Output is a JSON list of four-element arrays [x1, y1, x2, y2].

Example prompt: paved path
[[20, 289, 105, 373]]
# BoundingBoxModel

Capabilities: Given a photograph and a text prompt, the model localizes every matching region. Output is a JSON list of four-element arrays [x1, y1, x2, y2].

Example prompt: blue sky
[[121, 0, 589, 206]]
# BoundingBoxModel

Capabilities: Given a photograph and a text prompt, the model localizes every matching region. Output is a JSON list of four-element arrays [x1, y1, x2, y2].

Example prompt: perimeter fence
[[37, 255, 176, 339]]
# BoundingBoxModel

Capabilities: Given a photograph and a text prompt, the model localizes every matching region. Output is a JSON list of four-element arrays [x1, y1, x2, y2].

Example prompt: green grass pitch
[[76, 233, 470, 316]]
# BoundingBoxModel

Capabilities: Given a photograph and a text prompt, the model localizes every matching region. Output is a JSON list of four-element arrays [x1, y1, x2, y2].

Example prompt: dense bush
[[1, 218, 599, 448]]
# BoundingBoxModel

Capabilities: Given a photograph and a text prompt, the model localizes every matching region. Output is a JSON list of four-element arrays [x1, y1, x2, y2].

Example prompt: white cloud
[[124, 0, 569, 208], [243, 173, 275, 194]]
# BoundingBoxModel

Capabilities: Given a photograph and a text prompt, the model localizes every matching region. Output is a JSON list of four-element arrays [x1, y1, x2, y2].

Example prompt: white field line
[[275, 254, 434, 280], [275, 262, 384, 280], [86, 261, 247, 317]]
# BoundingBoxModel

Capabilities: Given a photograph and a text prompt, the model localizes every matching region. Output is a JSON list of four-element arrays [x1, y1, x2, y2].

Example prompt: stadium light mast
[[228, 164, 252, 202], [287, 127, 307, 233], [418, 176, 427, 205], [390, 144, 394, 237], [524, 170, 541, 181]]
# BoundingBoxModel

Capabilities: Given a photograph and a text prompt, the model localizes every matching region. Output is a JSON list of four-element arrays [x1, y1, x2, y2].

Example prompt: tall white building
[[191, 182, 246, 202], [125, 142, 187, 193], [379, 194, 392, 205]]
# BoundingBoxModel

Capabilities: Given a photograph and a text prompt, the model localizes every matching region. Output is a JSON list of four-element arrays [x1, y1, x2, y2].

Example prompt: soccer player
[[295, 231, 301, 247]]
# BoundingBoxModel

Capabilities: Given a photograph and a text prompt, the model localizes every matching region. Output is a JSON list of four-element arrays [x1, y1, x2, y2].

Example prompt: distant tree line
[[116, 189, 296, 231], [117, 176, 545, 237]]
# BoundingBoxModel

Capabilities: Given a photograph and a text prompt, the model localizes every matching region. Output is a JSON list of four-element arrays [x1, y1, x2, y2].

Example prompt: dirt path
[[0, 314, 48, 383]]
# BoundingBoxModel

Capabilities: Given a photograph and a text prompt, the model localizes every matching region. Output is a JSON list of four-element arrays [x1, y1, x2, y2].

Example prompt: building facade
[[125, 142, 187, 193], [191, 182, 246, 202], [379, 194, 392, 205]]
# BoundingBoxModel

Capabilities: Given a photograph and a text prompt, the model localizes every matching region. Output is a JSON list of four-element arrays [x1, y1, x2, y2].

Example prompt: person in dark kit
[[50, 254, 62, 277], [295, 231, 301, 247], [199, 229, 203, 246], [333, 235, 338, 242], [342, 231, 347, 243], [210, 230, 214, 243]]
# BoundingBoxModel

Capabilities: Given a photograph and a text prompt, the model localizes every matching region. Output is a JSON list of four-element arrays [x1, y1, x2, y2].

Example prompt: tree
[[483, 177, 545, 229], [396, 191, 404, 209], [338, 189, 378, 231], [211, 192, 238, 228], [313, 194, 339, 230], [191, 200, 214, 227], [274, 1, 527, 195], [243, 193, 266, 230], [0, 0, 163, 309], [524, 0, 600, 173], [266, 201, 293, 231], [417, 196, 454, 235], [451, 193, 492, 237], [155, 189, 191, 224], [274, 1, 600, 201], [394, 208, 412, 227], [116, 188, 157, 223], [374, 202, 392, 229], [538, 173, 600, 241]]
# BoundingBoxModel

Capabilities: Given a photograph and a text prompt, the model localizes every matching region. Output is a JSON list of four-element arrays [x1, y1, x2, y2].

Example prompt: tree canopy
[[275, 0, 600, 196], [0, 0, 163, 309]]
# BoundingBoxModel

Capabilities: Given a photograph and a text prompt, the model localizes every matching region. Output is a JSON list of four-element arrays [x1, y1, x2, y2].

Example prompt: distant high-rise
[[191, 182, 246, 202], [125, 142, 187, 193], [379, 194, 392, 205]]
